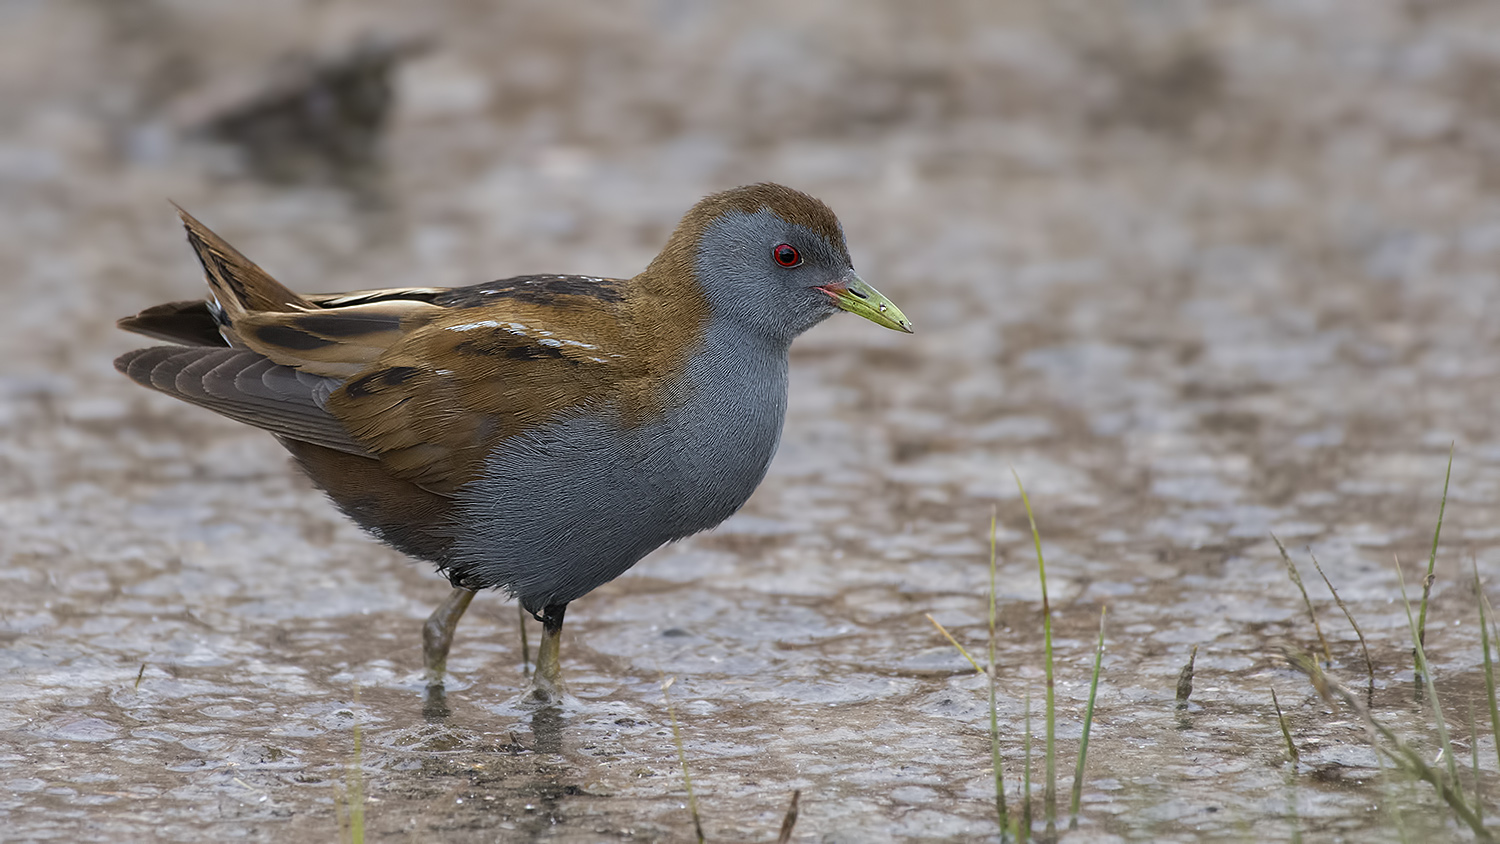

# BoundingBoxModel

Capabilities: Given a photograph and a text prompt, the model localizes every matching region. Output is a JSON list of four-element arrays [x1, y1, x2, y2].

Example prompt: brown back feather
[[325, 293, 634, 491]]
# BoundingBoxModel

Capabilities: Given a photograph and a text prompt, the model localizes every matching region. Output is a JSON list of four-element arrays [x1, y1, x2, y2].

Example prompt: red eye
[[772, 243, 801, 268]]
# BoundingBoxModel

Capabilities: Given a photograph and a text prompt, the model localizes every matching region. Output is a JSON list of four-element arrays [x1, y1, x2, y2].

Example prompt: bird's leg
[[523, 603, 567, 706], [423, 586, 476, 687]]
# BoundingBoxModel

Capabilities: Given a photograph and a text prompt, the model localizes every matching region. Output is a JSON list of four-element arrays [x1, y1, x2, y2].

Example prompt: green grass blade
[[1022, 688, 1032, 844], [1396, 562, 1465, 803], [1069, 607, 1105, 829], [1374, 741, 1412, 844], [1012, 469, 1055, 829], [1416, 444, 1453, 653], [775, 790, 800, 844], [926, 613, 984, 674], [989, 506, 1008, 834], [1274, 685, 1302, 843], [661, 676, 705, 843], [337, 685, 365, 844], [1271, 687, 1298, 765], [1471, 705, 1483, 826], [1272, 534, 1331, 665], [349, 714, 364, 844], [1476, 567, 1500, 793], [1309, 549, 1373, 683]]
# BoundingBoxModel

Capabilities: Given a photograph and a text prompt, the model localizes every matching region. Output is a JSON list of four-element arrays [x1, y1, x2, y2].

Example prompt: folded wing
[[117, 208, 635, 495]]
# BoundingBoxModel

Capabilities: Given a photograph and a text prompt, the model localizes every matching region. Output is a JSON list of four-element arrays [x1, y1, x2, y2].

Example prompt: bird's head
[[649, 183, 912, 345]]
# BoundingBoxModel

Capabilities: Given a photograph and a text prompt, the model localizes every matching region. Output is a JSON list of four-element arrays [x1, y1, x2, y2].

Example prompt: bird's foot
[[519, 672, 567, 708], [422, 682, 452, 721]]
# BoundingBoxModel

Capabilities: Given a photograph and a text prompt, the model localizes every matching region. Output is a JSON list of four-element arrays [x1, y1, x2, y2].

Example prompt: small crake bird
[[116, 184, 912, 705]]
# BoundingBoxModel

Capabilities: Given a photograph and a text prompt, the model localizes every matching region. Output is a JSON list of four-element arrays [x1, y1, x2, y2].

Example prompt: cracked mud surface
[[5, 2, 1500, 841]]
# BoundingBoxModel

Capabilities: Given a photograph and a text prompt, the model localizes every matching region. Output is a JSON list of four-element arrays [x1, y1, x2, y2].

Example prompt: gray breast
[[447, 328, 789, 613]]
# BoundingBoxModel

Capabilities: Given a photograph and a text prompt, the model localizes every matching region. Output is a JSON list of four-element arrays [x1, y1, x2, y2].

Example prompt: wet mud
[[5, 1, 1500, 841]]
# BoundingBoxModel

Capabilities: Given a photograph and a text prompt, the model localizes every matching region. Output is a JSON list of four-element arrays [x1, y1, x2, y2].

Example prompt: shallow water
[[5, 1, 1500, 841]]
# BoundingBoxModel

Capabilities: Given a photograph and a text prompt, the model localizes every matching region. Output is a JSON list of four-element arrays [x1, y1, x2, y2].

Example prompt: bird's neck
[[642, 311, 789, 534], [686, 310, 791, 401]]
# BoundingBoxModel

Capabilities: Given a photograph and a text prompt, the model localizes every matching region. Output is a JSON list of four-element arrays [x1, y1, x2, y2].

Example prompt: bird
[[115, 183, 912, 706]]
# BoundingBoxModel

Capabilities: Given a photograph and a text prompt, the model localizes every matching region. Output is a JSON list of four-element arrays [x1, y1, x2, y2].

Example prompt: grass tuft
[[1395, 560, 1463, 799], [926, 483, 1101, 840], [1286, 648, 1491, 841]]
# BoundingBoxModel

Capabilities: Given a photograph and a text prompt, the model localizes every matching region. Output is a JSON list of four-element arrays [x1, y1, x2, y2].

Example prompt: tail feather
[[153, 207, 440, 377], [115, 345, 370, 456], [173, 203, 313, 320], [116, 300, 229, 347]]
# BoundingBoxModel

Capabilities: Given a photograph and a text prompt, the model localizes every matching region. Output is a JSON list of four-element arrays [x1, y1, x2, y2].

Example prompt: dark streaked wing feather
[[307, 287, 447, 307], [115, 290, 444, 351], [231, 299, 437, 378], [115, 346, 371, 457]]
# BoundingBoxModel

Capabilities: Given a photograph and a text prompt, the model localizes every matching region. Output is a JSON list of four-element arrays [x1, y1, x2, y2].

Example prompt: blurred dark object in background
[[185, 34, 430, 185]]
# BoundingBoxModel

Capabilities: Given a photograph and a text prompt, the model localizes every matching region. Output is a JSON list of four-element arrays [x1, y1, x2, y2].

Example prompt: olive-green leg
[[423, 586, 476, 686], [522, 603, 567, 706]]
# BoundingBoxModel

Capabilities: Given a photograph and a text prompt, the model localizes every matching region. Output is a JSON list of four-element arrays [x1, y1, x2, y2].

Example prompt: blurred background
[[5, 1, 1500, 841]]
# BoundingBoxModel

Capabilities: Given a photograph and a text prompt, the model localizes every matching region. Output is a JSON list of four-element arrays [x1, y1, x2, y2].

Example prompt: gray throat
[[659, 314, 792, 532], [447, 313, 791, 612]]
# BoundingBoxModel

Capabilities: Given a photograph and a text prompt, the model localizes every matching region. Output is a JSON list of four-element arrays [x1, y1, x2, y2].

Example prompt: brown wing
[[124, 207, 650, 495], [324, 292, 637, 492], [121, 284, 637, 491]]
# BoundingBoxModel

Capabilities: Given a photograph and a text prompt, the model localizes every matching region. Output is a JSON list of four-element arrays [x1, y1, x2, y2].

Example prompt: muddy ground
[[5, 1, 1500, 841]]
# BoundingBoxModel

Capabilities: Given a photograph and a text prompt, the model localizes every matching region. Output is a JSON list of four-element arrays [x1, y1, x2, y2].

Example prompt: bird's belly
[[447, 394, 783, 611]]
